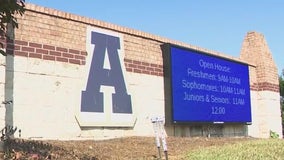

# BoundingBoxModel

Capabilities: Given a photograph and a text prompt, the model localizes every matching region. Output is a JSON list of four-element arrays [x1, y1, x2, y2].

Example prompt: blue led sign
[[170, 46, 251, 123]]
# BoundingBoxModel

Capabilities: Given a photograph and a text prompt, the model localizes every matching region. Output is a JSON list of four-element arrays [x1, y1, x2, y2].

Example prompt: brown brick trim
[[124, 59, 163, 76], [257, 82, 279, 92], [4, 39, 163, 76], [250, 82, 279, 92], [250, 83, 258, 91], [4, 39, 86, 65]]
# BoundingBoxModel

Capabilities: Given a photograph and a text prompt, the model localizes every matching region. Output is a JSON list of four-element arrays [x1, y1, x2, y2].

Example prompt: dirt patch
[[2, 136, 252, 159]]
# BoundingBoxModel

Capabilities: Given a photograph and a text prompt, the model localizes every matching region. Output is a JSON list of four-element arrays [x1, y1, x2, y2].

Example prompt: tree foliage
[[0, 0, 25, 56], [280, 69, 284, 135], [280, 70, 284, 99]]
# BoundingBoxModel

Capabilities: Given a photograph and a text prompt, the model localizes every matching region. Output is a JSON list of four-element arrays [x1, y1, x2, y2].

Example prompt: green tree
[[280, 69, 284, 135], [0, 0, 25, 56], [281, 69, 284, 97]]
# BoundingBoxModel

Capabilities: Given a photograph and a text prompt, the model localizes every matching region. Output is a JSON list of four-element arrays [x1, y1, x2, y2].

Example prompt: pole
[[152, 119, 161, 159], [158, 120, 168, 160], [151, 116, 168, 160]]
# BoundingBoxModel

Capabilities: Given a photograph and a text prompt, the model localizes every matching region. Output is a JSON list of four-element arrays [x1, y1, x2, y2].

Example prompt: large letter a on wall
[[81, 31, 132, 114], [77, 27, 135, 127]]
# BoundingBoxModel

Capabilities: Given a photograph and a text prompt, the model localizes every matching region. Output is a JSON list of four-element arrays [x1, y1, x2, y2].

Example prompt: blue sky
[[26, 0, 284, 75]]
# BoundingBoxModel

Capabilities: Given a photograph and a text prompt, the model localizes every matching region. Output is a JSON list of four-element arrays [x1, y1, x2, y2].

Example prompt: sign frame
[[162, 43, 252, 125]]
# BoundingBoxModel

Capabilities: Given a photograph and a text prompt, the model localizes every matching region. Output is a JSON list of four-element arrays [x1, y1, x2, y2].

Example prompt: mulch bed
[[1, 136, 252, 159]]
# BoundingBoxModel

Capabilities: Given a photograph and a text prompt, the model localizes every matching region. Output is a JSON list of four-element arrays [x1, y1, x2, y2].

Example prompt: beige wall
[[0, 3, 281, 139]]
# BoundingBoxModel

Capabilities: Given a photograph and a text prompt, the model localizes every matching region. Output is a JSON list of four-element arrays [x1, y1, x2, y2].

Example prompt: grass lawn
[[186, 139, 284, 160]]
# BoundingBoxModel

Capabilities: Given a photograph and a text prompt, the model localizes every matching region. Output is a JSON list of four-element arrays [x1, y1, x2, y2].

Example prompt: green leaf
[[0, 49, 7, 56]]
